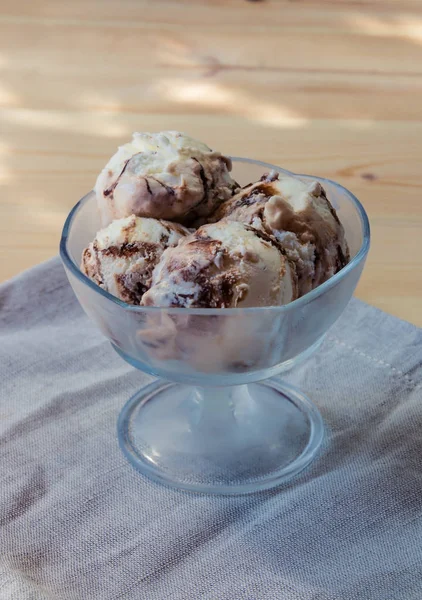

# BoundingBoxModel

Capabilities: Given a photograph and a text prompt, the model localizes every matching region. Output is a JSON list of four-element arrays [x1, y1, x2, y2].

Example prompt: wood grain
[[0, 0, 421, 325]]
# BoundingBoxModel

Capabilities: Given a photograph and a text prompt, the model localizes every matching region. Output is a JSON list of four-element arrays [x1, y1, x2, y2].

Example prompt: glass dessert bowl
[[60, 158, 370, 494]]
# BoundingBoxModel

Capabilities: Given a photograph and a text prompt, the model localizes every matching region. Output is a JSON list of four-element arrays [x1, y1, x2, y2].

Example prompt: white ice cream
[[211, 172, 349, 296], [81, 215, 188, 304], [95, 131, 238, 226], [142, 221, 298, 309]]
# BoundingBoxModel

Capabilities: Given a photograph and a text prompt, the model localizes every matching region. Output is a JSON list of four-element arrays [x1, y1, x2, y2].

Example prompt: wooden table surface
[[1, 0, 421, 325]]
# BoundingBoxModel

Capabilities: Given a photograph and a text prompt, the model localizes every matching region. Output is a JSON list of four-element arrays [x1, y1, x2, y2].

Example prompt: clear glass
[[60, 158, 370, 494]]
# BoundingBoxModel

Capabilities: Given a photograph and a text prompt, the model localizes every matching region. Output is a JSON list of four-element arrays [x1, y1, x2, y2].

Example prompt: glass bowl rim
[[59, 157, 370, 316]]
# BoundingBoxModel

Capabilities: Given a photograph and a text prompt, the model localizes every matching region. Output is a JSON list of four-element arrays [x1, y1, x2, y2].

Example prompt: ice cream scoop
[[95, 131, 238, 227], [210, 172, 349, 296], [142, 220, 298, 309], [81, 215, 188, 304]]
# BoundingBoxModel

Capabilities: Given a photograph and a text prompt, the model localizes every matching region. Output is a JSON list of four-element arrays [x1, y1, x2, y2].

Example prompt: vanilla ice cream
[[211, 172, 349, 295], [142, 221, 298, 309], [95, 131, 238, 227], [81, 215, 188, 304]]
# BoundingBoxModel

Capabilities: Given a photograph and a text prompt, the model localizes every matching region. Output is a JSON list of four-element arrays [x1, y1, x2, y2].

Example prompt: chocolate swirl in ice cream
[[81, 215, 189, 304], [142, 221, 298, 309], [95, 131, 239, 227], [210, 171, 349, 296]]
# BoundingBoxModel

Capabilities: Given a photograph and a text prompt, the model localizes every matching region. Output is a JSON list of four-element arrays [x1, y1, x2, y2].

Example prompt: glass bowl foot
[[117, 378, 324, 495]]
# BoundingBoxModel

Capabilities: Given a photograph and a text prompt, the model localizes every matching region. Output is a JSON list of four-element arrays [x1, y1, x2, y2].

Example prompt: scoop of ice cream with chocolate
[[81, 215, 188, 304], [142, 221, 298, 309], [210, 172, 349, 296], [95, 131, 238, 227]]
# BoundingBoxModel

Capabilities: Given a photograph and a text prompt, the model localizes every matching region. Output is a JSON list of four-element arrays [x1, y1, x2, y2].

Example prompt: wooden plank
[[0, 0, 420, 325]]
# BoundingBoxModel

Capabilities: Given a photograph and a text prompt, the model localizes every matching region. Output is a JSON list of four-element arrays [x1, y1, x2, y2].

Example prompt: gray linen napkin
[[1, 258, 421, 600]]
